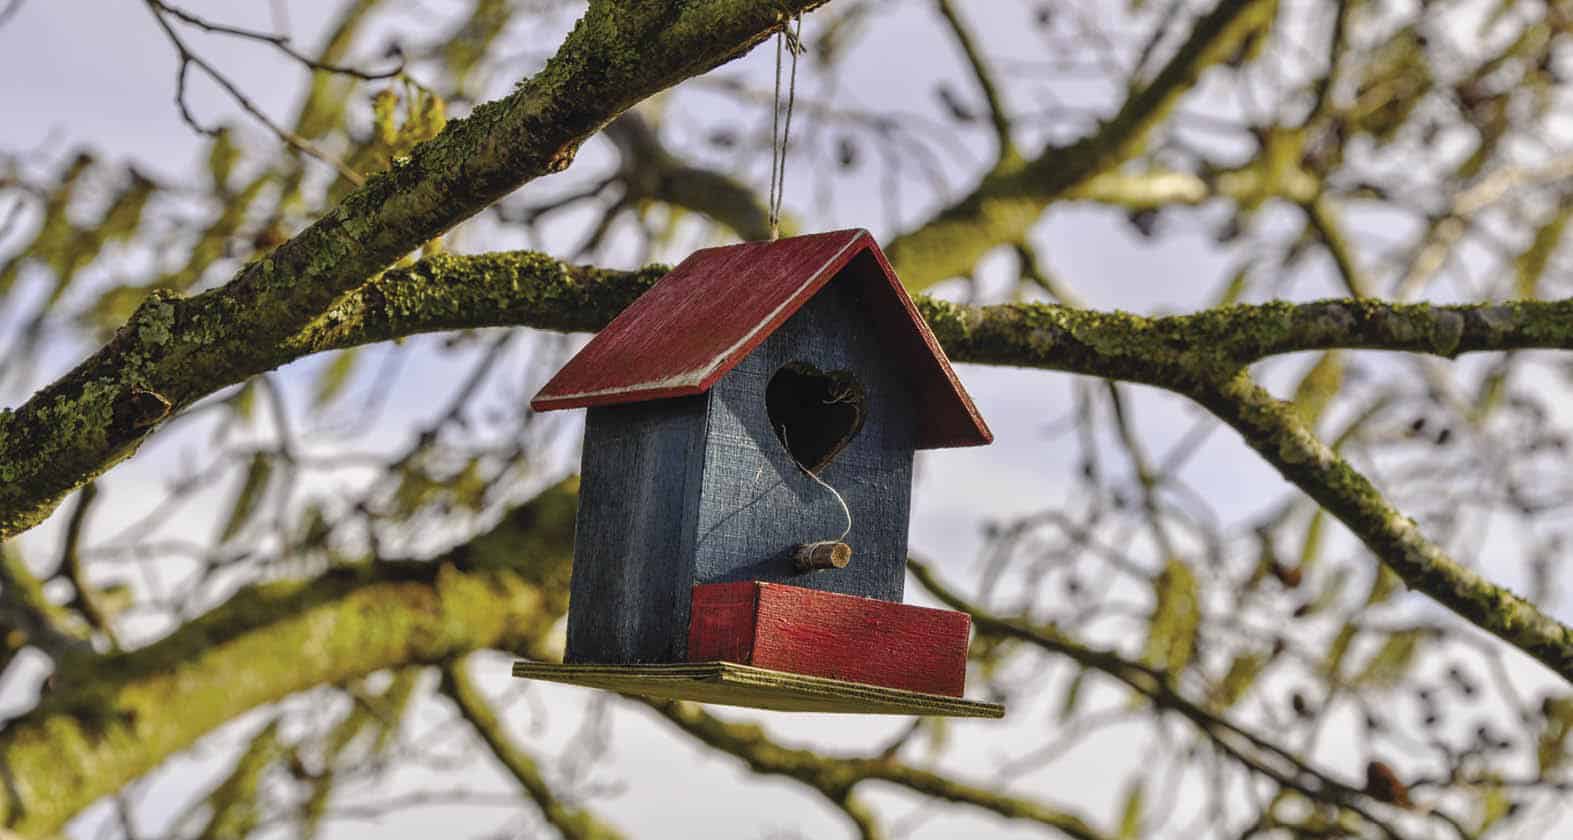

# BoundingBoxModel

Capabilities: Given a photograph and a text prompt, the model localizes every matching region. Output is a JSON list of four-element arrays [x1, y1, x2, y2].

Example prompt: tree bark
[[0, 481, 579, 836], [0, 0, 830, 541]]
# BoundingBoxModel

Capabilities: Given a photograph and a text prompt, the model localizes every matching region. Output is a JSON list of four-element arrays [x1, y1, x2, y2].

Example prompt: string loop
[[777, 426, 853, 546]]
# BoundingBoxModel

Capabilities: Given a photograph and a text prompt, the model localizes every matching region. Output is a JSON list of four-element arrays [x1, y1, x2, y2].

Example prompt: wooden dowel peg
[[793, 541, 851, 572]]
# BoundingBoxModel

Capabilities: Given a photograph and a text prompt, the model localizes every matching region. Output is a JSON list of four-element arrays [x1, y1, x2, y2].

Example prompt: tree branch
[[440, 657, 624, 840], [1193, 372, 1573, 685], [0, 480, 579, 836], [601, 112, 772, 241], [919, 296, 1573, 374], [883, 0, 1278, 291], [1303, 196, 1371, 298], [148, 0, 402, 81], [271, 253, 1573, 383], [54, 483, 120, 649], [0, 0, 831, 540], [934, 0, 1015, 162], [187, 719, 287, 840], [638, 697, 1111, 840], [0, 543, 87, 663], [905, 559, 1412, 839], [143, 0, 368, 184]]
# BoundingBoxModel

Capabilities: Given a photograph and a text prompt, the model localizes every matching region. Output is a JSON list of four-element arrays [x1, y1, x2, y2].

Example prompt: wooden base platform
[[512, 660, 1005, 718]]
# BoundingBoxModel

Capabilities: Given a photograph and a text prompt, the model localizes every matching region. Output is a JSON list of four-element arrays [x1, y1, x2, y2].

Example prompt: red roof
[[531, 229, 991, 449]]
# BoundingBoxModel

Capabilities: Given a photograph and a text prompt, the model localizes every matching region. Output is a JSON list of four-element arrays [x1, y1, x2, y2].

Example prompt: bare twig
[[906, 558, 1416, 839], [142, 0, 368, 185], [55, 482, 120, 649], [935, 0, 1015, 161], [638, 697, 1111, 840], [150, 0, 401, 81], [440, 657, 624, 840]]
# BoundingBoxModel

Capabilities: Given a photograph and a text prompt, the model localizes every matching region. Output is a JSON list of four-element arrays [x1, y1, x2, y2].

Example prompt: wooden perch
[[793, 541, 851, 572]]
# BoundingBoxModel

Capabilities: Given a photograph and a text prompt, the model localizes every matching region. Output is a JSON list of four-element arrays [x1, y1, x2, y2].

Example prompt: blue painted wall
[[566, 261, 918, 664], [565, 394, 709, 664]]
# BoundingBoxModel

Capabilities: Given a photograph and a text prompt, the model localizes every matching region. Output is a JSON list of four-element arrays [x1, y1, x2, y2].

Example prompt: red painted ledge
[[688, 581, 972, 697]]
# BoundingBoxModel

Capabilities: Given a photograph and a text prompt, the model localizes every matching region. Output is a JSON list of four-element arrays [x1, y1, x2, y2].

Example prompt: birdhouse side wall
[[565, 394, 710, 664], [685, 275, 917, 651]]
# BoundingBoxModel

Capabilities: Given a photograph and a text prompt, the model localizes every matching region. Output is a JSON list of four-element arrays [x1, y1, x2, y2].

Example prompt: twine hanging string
[[767, 12, 802, 241], [777, 426, 853, 547], [767, 15, 848, 569]]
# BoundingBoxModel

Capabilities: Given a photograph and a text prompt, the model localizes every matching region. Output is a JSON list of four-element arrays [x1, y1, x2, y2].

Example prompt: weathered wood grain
[[565, 395, 709, 664], [687, 581, 973, 697], [690, 275, 917, 610], [511, 660, 1005, 717]]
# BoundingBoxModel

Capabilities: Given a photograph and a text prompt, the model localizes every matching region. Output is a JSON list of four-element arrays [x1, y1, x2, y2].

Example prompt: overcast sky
[[4, 2, 1572, 838]]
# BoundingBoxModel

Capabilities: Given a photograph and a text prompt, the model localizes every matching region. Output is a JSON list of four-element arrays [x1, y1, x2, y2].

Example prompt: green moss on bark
[[0, 0, 827, 542], [0, 481, 577, 835]]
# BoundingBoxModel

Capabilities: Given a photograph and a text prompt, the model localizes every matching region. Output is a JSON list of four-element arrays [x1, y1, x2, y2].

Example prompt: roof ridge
[[531, 230, 991, 449]]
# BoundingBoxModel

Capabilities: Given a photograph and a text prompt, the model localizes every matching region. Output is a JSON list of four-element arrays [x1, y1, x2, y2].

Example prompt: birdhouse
[[514, 229, 1001, 717]]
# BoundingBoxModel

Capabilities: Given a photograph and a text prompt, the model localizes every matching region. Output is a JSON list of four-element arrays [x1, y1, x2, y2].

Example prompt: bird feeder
[[514, 229, 1002, 717]]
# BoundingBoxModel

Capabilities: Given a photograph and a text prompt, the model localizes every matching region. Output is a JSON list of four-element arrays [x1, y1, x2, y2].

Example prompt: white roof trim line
[[539, 234, 866, 406], [534, 368, 711, 404]]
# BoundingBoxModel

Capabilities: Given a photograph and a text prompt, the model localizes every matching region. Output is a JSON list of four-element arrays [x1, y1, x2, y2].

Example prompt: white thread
[[777, 425, 853, 544]]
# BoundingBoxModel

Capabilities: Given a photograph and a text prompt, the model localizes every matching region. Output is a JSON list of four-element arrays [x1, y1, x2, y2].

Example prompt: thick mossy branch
[[882, 0, 1278, 291], [285, 254, 670, 357], [0, 0, 829, 541], [1199, 297, 1573, 360], [0, 480, 578, 836], [281, 253, 1573, 386], [920, 296, 1573, 372], [1195, 373, 1573, 684], [933, 296, 1573, 685], [441, 659, 624, 840], [638, 698, 1111, 840]]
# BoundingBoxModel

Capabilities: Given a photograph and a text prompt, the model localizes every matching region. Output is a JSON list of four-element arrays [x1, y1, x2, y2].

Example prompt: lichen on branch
[[0, 480, 578, 836], [0, 0, 830, 541]]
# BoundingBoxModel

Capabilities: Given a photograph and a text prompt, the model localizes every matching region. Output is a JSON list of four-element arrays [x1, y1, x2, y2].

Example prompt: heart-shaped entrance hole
[[766, 362, 867, 475]]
